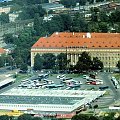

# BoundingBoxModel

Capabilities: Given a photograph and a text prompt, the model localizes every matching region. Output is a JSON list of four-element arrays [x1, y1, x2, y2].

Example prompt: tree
[[92, 57, 103, 70], [116, 60, 120, 72], [71, 12, 88, 32], [99, 11, 109, 22], [0, 115, 11, 120], [60, 0, 76, 8], [88, 22, 99, 32], [116, 116, 120, 120], [33, 13, 44, 36], [34, 53, 43, 70], [3, 33, 15, 44], [75, 52, 92, 72], [14, 56, 23, 68], [110, 9, 120, 23], [77, 0, 87, 6], [90, 7, 99, 22], [98, 22, 108, 32], [72, 114, 89, 120], [0, 56, 5, 67], [20, 63, 28, 72], [32, 117, 42, 120], [89, 116, 99, 120], [0, 13, 9, 24], [18, 114, 32, 120], [57, 53, 67, 70], [42, 53, 56, 69], [60, 14, 72, 31]]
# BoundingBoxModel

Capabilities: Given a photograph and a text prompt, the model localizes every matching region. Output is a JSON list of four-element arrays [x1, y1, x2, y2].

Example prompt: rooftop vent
[[86, 32, 91, 38], [56, 32, 59, 35], [83, 35, 85, 38]]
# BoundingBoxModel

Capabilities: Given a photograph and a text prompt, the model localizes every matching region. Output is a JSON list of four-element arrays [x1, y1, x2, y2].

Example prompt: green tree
[[110, 9, 120, 23], [88, 22, 99, 32], [0, 115, 11, 120], [116, 116, 120, 120], [3, 33, 15, 44], [60, 14, 72, 31], [32, 117, 42, 120], [71, 12, 88, 32], [34, 53, 43, 70], [18, 5, 46, 20], [92, 57, 103, 70], [20, 63, 28, 72], [98, 22, 108, 32], [116, 60, 120, 71], [0, 56, 5, 67], [91, 12, 98, 22], [60, 0, 76, 8], [14, 56, 23, 68], [90, 7, 99, 22], [18, 114, 32, 120], [99, 11, 109, 22], [72, 114, 89, 120], [57, 53, 67, 70], [34, 13, 44, 36], [77, 0, 87, 6], [0, 13, 9, 24], [89, 116, 99, 120], [75, 52, 92, 72], [42, 53, 56, 69]]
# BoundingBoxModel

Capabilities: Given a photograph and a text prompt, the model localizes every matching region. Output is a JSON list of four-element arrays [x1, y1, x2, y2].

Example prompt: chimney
[[86, 32, 91, 38], [56, 32, 59, 35], [83, 35, 85, 38]]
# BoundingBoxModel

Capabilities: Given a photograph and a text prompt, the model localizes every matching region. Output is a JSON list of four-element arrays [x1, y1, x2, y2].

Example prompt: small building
[[41, 3, 64, 12], [0, 48, 6, 56], [0, 5, 11, 15], [48, 0, 60, 3], [9, 12, 19, 22]]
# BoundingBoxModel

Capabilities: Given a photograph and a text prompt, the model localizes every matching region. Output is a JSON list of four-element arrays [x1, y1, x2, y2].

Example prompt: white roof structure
[[0, 78, 15, 87], [0, 88, 105, 113]]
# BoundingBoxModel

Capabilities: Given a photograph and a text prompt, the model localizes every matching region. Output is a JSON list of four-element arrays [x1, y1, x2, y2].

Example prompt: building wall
[[0, 6, 10, 14], [49, 0, 60, 3], [31, 47, 120, 68]]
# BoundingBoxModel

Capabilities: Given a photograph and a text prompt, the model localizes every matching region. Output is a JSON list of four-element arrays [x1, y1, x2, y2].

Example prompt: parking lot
[[0, 69, 119, 110], [16, 72, 109, 91]]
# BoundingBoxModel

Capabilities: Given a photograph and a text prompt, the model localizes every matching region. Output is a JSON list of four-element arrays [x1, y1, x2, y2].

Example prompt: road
[[98, 72, 120, 105]]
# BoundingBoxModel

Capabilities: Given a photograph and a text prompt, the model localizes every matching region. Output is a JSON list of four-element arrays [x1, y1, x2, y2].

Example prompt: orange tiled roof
[[0, 48, 6, 54], [32, 32, 120, 49]]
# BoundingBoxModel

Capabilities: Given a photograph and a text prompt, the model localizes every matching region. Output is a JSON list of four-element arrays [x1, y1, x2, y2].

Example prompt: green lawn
[[15, 74, 31, 82], [113, 73, 120, 82]]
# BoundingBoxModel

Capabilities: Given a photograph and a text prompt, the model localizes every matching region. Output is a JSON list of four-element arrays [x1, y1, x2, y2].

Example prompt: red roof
[[0, 48, 6, 54], [32, 32, 120, 49]]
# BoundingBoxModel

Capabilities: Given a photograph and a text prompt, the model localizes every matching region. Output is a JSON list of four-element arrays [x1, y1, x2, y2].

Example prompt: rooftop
[[0, 88, 105, 112], [32, 32, 120, 49], [0, 48, 6, 54]]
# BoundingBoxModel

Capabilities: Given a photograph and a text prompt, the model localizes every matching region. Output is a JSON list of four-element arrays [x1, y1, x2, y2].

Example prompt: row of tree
[[0, 113, 120, 120], [34, 52, 103, 72], [33, 9, 120, 37]]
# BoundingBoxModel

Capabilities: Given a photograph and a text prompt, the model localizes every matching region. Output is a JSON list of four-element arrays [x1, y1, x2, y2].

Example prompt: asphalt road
[[98, 72, 120, 105]]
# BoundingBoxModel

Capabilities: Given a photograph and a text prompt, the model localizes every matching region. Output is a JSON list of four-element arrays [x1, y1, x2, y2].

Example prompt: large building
[[31, 32, 120, 68], [0, 88, 105, 118]]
